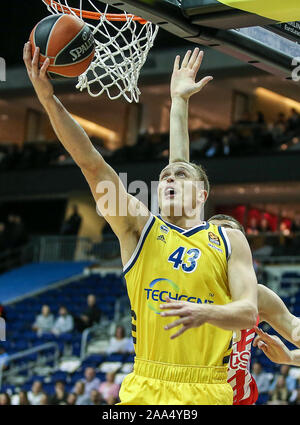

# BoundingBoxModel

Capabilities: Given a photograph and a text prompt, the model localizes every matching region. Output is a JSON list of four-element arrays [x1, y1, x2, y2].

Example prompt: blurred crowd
[[0, 368, 121, 405], [245, 214, 300, 258], [0, 109, 299, 171], [251, 362, 300, 405], [1, 356, 299, 405], [0, 291, 134, 405]]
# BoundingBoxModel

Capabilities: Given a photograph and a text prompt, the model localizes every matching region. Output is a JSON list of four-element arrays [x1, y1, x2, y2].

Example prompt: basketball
[[29, 14, 95, 79]]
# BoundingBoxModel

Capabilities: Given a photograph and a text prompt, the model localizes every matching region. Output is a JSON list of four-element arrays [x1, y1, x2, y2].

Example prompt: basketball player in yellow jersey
[[24, 43, 257, 405]]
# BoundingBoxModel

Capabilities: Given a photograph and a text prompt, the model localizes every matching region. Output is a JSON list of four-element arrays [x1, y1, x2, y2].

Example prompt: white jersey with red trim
[[227, 324, 259, 405]]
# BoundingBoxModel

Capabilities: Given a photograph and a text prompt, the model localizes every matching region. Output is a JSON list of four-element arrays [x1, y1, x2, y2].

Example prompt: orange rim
[[43, 0, 148, 24]]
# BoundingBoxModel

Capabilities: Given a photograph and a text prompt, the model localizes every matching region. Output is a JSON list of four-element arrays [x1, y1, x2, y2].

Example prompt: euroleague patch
[[208, 231, 221, 246]]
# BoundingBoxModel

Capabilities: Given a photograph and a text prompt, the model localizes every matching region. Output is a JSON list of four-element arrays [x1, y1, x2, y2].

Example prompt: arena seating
[[1, 272, 131, 395]]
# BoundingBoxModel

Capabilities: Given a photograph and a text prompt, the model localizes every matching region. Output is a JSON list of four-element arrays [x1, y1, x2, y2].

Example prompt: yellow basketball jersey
[[123, 214, 233, 368]]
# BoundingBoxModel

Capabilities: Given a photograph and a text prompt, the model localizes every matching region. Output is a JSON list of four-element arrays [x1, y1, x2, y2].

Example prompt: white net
[[42, 0, 159, 102]]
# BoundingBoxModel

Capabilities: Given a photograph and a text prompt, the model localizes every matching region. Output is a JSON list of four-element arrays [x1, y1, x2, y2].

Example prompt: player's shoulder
[[225, 227, 247, 244]]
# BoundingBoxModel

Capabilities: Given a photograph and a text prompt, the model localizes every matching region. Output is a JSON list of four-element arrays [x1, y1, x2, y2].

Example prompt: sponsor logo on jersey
[[160, 224, 169, 234], [157, 234, 166, 243], [229, 350, 251, 370], [208, 231, 221, 246], [144, 278, 214, 314]]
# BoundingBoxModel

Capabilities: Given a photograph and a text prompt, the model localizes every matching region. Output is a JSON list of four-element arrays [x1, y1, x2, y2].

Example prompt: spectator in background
[[60, 205, 82, 236], [82, 367, 101, 397], [0, 346, 9, 371], [107, 395, 119, 405], [107, 325, 131, 355], [272, 112, 287, 141], [269, 365, 297, 393], [18, 390, 30, 406], [289, 386, 300, 405], [27, 381, 44, 405], [287, 108, 300, 131], [39, 392, 49, 405], [98, 372, 120, 404], [6, 214, 28, 250], [268, 375, 291, 405], [246, 217, 259, 235], [259, 217, 271, 233], [291, 215, 300, 234], [74, 381, 90, 405], [279, 221, 291, 237], [251, 361, 272, 395], [0, 393, 11, 405], [52, 306, 74, 336], [32, 305, 55, 336], [89, 389, 107, 406], [67, 393, 77, 405], [74, 294, 101, 332], [51, 380, 68, 405]]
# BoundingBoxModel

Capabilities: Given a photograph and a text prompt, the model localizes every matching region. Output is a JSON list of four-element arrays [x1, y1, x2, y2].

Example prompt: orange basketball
[[29, 14, 95, 79]]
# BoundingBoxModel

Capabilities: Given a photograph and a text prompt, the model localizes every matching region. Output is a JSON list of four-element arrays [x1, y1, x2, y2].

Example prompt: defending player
[[162, 214, 300, 404], [166, 57, 300, 404], [23, 43, 257, 405]]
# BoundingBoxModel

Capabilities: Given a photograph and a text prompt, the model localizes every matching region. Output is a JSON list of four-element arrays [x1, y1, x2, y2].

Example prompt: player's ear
[[198, 189, 208, 204]]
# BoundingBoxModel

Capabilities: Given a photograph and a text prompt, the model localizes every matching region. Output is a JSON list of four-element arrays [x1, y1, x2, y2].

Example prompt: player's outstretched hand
[[170, 48, 213, 100], [160, 296, 208, 339], [253, 326, 292, 365], [23, 42, 54, 104]]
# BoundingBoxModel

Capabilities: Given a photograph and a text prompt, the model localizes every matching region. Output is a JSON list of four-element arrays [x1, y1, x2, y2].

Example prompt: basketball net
[[42, 0, 159, 102]]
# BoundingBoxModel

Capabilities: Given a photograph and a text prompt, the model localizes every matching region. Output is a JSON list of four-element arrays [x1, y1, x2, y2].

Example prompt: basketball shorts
[[118, 358, 233, 405]]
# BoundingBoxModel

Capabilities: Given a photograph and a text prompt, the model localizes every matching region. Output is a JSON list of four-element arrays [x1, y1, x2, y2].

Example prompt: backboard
[[96, 0, 300, 80]]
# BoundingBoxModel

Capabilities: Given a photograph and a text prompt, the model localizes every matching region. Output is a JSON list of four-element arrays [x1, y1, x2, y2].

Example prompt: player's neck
[[160, 214, 204, 230]]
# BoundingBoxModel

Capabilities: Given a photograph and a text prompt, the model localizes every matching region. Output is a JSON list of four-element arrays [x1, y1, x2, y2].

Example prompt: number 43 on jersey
[[168, 247, 201, 273]]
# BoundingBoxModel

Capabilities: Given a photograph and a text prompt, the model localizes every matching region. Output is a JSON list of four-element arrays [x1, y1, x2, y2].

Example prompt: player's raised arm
[[23, 42, 150, 243], [169, 48, 213, 163]]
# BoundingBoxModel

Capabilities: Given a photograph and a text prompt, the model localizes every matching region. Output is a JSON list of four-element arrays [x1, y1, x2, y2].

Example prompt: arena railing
[[0, 342, 60, 390]]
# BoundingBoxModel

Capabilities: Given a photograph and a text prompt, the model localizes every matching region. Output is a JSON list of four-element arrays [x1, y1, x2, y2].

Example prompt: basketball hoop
[[42, 0, 159, 102]]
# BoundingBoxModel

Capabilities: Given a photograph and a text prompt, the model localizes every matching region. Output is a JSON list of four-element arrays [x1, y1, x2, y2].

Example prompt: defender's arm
[[169, 48, 213, 163], [258, 284, 300, 348]]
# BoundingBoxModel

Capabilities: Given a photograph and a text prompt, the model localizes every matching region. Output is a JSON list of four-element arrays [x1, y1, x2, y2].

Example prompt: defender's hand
[[23, 41, 54, 104], [253, 327, 293, 365], [170, 48, 213, 100], [160, 297, 208, 339]]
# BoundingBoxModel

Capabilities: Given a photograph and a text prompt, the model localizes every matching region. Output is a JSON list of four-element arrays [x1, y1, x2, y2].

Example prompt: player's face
[[158, 162, 204, 217]]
